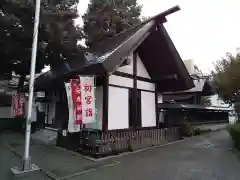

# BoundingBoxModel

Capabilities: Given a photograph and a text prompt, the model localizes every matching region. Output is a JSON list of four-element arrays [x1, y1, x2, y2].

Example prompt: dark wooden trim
[[46, 103, 49, 124], [129, 89, 133, 128], [136, 89, 142, 127], [133, 51, 138, 129], [109, 84, 155, 93], [136, 77, 154, 83], [109, 84, 131, 90], [155, 83, 159, 127], [102, 74, 109, 132], [138, 89, 155, 93], [113, 71, 133, 79], [113, 71, 154, 83], [45, 91, 49, 124], [163, 91, 196, 96]]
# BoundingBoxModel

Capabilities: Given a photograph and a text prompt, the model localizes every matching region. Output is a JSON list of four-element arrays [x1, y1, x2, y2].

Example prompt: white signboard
[[79, 76, 96, 124]]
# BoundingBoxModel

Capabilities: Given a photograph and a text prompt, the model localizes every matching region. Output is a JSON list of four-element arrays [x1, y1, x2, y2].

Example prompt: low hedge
[[179, 122, 194, 137], [227, 123, 240, 151], [180, 122, 212, 137]]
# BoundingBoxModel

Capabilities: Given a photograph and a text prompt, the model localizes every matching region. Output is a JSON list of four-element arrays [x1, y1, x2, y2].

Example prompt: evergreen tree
[[82, 0, 142, 47], [213, 49, 240, 104], [0, 0, 83, 89], [200, 96, 212, 106]]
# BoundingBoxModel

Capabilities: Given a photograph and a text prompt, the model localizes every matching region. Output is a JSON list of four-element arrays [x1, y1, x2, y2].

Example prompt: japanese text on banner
[[11, 94, 25, 117], [80, 76, 96, 124], [70, 79, 82, 125]]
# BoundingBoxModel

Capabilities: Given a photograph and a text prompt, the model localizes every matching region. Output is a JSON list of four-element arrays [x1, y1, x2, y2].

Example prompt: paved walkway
[[193, 123, 228, 131], [1, 130, 240, 180]]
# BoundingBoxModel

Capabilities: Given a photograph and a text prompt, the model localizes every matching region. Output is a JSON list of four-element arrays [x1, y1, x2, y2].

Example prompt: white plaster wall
[[137, 80, 155, 91], [108, 86, 129, 130], [141, 91, 156, 127], [158, 94, 163, 103], [136, 54, 151, 79], [109, 75, 133, 88], [209, 94, 232, 108], [85, 86, 103, 130], [0, 107, 11, 118], [116, 53, 133, 74], [208, 94, 235, 123]]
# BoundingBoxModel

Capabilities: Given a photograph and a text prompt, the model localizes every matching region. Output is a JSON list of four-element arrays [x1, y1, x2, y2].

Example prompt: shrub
[[179, 121, 194, 137], [227, 123, 240, 151], [194, 128, 201, 135], [194, 128, 211, 136]]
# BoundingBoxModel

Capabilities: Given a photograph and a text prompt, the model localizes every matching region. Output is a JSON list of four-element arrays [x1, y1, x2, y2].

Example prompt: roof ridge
[[112, 5, 180, 38], [88, 5, 180, 50]]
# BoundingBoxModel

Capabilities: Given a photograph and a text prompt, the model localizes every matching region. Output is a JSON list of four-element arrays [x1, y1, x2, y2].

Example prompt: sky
[[77, 0, 240, 73]]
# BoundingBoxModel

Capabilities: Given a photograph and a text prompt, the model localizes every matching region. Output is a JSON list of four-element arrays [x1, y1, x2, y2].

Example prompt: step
[[31, 128, 58, 146]]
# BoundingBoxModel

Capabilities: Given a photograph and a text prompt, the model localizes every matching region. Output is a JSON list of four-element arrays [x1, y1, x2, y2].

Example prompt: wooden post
[[102, 74, 109, 132]]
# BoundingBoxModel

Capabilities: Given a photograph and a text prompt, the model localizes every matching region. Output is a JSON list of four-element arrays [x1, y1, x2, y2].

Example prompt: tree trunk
[[17, 74, 26, 92]]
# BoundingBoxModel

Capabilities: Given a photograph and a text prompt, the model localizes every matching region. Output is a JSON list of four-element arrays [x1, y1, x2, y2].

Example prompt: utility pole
[[11, 0, 41, 174]]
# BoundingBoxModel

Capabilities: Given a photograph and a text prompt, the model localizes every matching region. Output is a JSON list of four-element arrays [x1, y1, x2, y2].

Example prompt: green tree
[[212, 49, 240, 104], [200, 96, 212, 106], [0, 0, 83, 90], [82, 0, 142, 47]]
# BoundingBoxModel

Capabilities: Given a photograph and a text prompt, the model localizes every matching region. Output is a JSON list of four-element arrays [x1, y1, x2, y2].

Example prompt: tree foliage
[[0, 0, 83, 89], [212, 49, 240, 104], [82, 0, 142, 47], [200, 96, 212, 106]]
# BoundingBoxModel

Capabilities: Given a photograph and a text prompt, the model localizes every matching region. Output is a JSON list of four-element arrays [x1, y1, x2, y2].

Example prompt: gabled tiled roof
[[164, 77, 214, 95], [28, 6, 194, 92]]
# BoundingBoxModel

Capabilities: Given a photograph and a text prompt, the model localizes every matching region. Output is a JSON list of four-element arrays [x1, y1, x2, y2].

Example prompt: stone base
[[10, 164, 40, 176]]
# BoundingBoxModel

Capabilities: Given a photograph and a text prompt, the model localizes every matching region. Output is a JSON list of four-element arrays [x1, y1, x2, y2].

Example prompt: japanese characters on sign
[[70, 79, 82, 125], [18, 94, 25, 116], [12, 94, 25, 117], [12, 95, 17, 117], [65, 76, 96, 132], [80, 76, 96, 124], [75, 82, 82, 125]]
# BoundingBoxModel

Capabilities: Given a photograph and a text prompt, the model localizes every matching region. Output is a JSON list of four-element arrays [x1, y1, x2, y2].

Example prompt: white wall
[[136, 54, 151, 79], [108, 86, 129, 130], [137, 80, 155, 91], [115, 53, 150, 79], [109, 75, 133, 88], [209, 94, 231, 108], [0, 107, 11, 118], [116, 53, 133, 74], [208, 94, 236, 123], [108, 52, 157, 129], [141, 91, 156, 127], [85, 86, 103, 130], [158, 94, 163, 103]]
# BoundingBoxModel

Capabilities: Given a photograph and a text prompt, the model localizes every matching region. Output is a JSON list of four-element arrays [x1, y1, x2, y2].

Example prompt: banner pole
[[11, 0, 41, 174]]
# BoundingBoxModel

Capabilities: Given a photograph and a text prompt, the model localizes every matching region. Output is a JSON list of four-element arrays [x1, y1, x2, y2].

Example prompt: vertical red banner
[[12, 95, 18, 117], [12, 94, 25, 117], [70, 79, 82, 125], [18, 94, 25, 116]]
